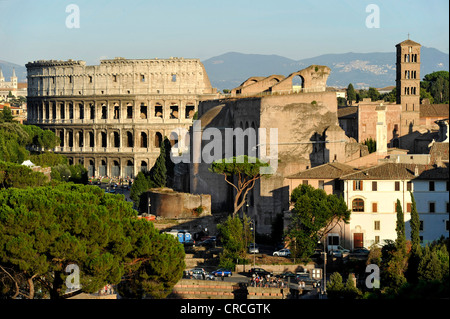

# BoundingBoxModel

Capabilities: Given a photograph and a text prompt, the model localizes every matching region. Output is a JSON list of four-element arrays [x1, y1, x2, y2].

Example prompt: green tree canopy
[[421, 71, 449, 104], [210, 155, 270, 217], [0, 183, 184, 299], [346, 83, 356, 105], [286, 184, 350, 261]]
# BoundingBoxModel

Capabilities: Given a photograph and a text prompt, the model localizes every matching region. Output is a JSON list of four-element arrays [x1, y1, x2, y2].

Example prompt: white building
[[340, 163, 449, 249]]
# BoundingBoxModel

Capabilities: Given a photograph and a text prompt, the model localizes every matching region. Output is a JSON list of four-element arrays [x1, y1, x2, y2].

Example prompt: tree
[[148, 137, 167, 188], [0, 183, 185, 299], [286, 184, 350, 261], [368, 87, 380, 101], [363, 137, 377, 153], [0, 161, 48, 189], [409, 192, 420, 252], [210, 155, 270, 217], [395, 199, 406, 255], [129, 171, 155, 211], [216, 214, 252, 270], [421, 71, 449, 104], [327, 272, 344, 299], [346, 83, 356, 105], [0, 106, 15, 123]]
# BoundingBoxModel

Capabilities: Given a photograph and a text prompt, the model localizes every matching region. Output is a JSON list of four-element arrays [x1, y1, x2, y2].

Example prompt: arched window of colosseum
[[101, 132, 107, 148], [155, 132, 162, 148], [114, 104, 120, 119], [45, 102, 49, 119], [89, 132, 95, 148], [88, 160, 95, 178], [127, 103, 133, 119], [99, 160, 107, 176], [170, 104, 179, 119], [112, 161, 120, 177], [69, 103, 74, 119], [140, 132, 148, 148], [101, 104, 107, 119], [155, 103, 163, 118], [140, 103, 148, 119], [78, 131, 84, 148], [68, 131, 73, 148], [52, 102, 56, 120], [89, 103, 95, 119], [59, 131, 64, 147], [79, 103, 84, 120], [113, 132, 120, 148], [125, 160, 134, 178], [140, 161, 148, 173], [126, 131, 134, 148], [185, 104, 195, 119], [60, 103, 65, 119]]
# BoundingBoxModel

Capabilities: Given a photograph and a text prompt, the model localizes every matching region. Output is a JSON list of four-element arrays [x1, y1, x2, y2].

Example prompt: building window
[[407, 181, 412, 191], [141, 74, 145, 82], [374, 236, 380, 244], [372, 181, 377, 191], [429, 181, 435, 191], [395, 181, 400, 191], [372, 202, 378, 213], [429, 202, 436, 213], [172, 74, 177, 82], [318, 180, 324, 190], [446, 220, 449, 232], [302, 180, 308, 185], [374, 221, 380, 231], [353, 180, 363, 191], [113, 75, 117, 82], [352, 198, 364, 212], [419, 220, 424, 231]]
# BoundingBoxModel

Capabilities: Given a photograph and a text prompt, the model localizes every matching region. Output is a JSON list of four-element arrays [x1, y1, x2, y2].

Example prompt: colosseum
[[26, 57, 218, 178]]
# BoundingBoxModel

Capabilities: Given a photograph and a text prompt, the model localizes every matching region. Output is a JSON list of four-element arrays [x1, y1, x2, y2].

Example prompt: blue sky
[[0, 0, 448, 66]]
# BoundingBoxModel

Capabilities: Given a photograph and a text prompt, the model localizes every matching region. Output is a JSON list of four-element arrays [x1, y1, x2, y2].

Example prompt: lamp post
[[147, 195, 151, 215], [320, 239, 327, 296], [250, 219, 256, 268]]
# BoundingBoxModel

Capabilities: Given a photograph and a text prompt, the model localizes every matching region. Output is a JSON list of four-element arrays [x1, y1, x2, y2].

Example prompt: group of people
[[250, 274, 285, 288]]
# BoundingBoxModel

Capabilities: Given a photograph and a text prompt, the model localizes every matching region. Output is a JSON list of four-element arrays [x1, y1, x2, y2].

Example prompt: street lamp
[[320, 239, 327, 296], [250, 219, 256, 268]]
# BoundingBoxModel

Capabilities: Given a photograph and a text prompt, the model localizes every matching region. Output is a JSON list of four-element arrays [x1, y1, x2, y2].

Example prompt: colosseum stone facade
[[26, 57, 218, 178]]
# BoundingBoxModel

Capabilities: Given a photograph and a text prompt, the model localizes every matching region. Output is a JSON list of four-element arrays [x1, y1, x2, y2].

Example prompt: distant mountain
[[0, 60, 27, 82], [203, 47, 449, 91]]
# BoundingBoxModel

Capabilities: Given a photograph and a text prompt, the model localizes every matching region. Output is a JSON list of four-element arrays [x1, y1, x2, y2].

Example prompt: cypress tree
[[346, 83, 356, 105], [149, 137, 167, 187], [409, 192, 420, 252], [395, 199, 406, 255]]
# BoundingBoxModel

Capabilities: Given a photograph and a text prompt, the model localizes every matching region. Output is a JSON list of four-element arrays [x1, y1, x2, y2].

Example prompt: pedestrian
[[221, 272, 224, 281]]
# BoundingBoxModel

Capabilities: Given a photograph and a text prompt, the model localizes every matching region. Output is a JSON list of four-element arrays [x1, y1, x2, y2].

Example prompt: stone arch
[[140, 131, 148, 148], [155, 132, 162, 148]]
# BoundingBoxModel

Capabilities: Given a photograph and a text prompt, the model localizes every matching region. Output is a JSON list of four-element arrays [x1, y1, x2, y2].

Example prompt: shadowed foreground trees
[[0, 183, 185, 299]]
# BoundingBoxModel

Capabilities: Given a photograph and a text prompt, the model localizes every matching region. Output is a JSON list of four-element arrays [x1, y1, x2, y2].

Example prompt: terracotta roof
[[396, 39, 421, 46], [340, 162, 449, 180], [286, 162, 359, 179], [338, 106, 357, 118], [420, 104, 449, 118], [429, 142, 449, 163]]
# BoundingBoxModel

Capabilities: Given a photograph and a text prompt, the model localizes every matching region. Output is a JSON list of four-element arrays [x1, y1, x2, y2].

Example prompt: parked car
[[273, 248, 291, 257], [186, 268, 207, 280], [329, 246, 350, 257], [205, 272, 215, 280], [248, 267, 273, 277], [248, 243, 259, 254], [275, 271, 296, 280], [295, 272, 321, 287], [351, 248, 370, 256], [212, 268, 232, 277], [197, 238, 216, 248]]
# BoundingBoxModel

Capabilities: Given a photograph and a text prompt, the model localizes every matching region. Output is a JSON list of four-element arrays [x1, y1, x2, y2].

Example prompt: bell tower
[[396, 39, 421, 111], [396, 39, 421, 144]]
